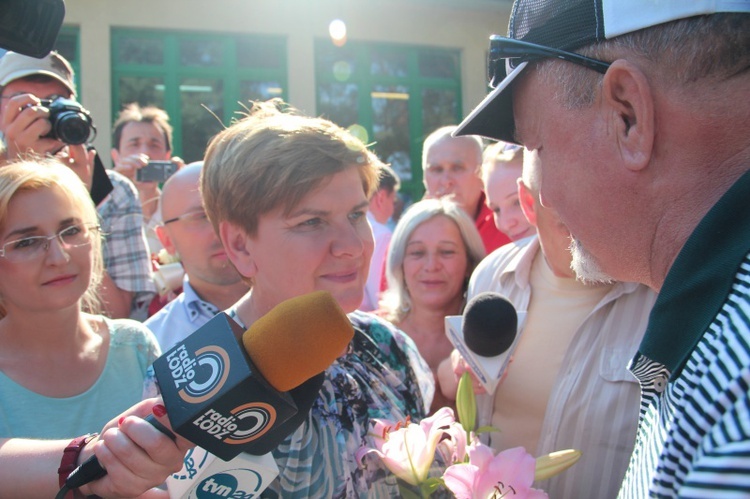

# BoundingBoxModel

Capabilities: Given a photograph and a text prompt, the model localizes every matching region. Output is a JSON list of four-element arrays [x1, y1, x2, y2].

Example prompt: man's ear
[[155, 224, 176, 255], [601, 60, 654, 171], [219, 220, 257, 279], [372, 188, 386, 209], [110, 147, 121, 166], [517, 179, 538, 227]]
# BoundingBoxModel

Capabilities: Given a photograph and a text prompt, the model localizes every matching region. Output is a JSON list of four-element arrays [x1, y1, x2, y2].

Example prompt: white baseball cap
[[0, 50, 76, 97]]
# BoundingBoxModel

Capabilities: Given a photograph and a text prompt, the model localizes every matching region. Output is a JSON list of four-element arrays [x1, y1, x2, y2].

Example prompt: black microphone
[[445, 291, 519, 393], [64, 291, 353, 494]]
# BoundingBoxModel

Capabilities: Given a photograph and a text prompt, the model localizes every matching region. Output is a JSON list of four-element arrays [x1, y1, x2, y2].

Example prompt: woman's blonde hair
[[379, 197, 486, 322], [480, 142, 524, 184], [0, 159, 103, 317]]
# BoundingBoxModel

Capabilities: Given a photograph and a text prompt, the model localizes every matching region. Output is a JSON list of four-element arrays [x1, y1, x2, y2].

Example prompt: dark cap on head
[[455, 0, 750, 144]]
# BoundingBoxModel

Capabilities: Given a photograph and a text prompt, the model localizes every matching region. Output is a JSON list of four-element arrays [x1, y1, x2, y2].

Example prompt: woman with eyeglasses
[[0, 159, 189, 497]]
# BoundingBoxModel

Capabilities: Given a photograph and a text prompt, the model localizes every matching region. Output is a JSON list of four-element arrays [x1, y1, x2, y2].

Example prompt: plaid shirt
[[97, 170, 155, 320]]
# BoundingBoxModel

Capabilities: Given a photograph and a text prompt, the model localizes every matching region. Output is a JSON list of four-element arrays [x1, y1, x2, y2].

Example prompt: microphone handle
[[64, 414, 176, 491]]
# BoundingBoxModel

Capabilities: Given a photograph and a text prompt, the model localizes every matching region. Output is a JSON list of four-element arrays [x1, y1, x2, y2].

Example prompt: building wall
[[64, 0, 511, 155]]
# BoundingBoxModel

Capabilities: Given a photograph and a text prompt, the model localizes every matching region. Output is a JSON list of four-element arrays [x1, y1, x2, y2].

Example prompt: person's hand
[[112, 153, 148, 183], [450, 348, 488, 395], [77, 397, 193, 498], [449, 349, 514, 396], [0, 94, 65, 160], [55, 144, 95, 191], [170, 156, 185, 171]]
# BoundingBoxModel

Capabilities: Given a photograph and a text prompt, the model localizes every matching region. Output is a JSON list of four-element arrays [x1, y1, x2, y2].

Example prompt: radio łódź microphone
[[65, 290, 354, 494], [445, 291, 520, 394]]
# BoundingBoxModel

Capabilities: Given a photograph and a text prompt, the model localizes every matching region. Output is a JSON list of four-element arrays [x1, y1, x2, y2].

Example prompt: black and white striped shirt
[[619, 170, 750, 498]]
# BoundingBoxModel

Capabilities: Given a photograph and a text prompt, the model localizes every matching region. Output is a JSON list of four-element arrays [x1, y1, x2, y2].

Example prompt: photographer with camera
[[0, 51, 95, 186], [0, 51, 155, 320], [111, 103, 183, 256]]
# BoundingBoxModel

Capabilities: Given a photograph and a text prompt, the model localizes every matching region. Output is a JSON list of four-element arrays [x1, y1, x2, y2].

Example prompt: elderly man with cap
[[457, 1, 750, 496], [0, 51, 155, 320]]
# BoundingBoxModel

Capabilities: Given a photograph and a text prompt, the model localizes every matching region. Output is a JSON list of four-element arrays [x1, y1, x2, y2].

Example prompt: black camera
[[40, 97, 96, 145], [137, 160, 179, 183]]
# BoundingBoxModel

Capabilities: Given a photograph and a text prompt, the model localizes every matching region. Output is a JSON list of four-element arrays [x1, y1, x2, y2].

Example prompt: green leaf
[[421, 477, 444, 497], [455, 371, 477, 434]]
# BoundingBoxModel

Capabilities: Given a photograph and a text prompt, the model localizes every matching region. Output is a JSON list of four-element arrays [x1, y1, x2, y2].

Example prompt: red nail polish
[[152, 404, 167, 418], [118, 416, 125, 426]]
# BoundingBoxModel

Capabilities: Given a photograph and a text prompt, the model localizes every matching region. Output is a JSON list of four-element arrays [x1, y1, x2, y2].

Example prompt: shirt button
[[654, 374, 668, 393]]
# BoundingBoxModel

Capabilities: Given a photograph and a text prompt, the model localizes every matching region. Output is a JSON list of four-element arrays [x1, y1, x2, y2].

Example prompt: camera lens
[[54, 111, 92, 145]]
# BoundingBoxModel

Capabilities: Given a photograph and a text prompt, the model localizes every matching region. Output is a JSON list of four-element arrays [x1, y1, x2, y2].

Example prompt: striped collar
[[639, 168, 750, 379]]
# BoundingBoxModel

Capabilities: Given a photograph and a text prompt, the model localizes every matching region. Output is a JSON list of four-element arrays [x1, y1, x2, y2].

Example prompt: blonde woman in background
[[481, 142, 535, 242], [379, 197, 486, 413]]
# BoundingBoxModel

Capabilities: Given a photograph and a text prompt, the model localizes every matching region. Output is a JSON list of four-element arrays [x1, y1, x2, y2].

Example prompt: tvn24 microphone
[[63, 290, 354, 496], [445, 291, 521, 394]]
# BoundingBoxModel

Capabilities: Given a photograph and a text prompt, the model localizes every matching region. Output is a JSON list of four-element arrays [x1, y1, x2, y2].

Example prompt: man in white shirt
[[442, 149, 656, 498], [359, 164, 399, 311], [145, 162, 248, 351]]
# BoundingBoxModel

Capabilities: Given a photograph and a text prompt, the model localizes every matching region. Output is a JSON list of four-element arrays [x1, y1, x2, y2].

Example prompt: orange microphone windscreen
[[241, 290, 354, 392]]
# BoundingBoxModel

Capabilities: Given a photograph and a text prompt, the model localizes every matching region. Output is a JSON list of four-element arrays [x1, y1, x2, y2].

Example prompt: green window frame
[[112, 29, 288, 163], [315, 39, 462, 202]]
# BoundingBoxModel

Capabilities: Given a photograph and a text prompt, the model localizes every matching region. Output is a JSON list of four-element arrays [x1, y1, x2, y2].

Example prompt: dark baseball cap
[[455, 0, 750, 144]]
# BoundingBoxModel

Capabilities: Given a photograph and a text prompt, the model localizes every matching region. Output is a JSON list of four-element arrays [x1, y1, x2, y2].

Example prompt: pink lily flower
[[436, 416, 470, 465], [443, 444, 548, 499], [356, 407, 456, 486]]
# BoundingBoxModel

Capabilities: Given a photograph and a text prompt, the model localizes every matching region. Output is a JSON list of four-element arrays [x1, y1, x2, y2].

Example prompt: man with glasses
[[145, 162, 248, 351], [0, 51, 155, 320], [457, 1, 750, 496]]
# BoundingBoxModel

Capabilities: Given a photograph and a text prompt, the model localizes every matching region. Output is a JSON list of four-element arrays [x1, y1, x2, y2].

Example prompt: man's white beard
[[569, 237, 614, 284]]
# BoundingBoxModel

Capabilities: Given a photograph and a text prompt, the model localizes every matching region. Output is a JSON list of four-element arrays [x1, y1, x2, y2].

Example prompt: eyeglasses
[[163, 210, 210, 227], [0, 223, 100, 263], [488, 36, 611, 88]]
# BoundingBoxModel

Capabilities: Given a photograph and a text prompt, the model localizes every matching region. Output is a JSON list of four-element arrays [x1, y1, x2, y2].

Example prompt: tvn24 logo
[[193, 471, 266, 499]]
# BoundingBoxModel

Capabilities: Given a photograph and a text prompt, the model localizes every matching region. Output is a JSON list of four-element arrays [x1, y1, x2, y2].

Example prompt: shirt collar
[[497, 235, 540, 288], [639, 169, 750, 378], [183, 278, 220, 322]]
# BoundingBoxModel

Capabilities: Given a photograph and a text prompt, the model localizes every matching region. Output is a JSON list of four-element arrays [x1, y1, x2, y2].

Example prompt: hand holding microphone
[[445, 292, 521, 395], [63, 290, 354, 496], [61, 398, 193, 499]]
